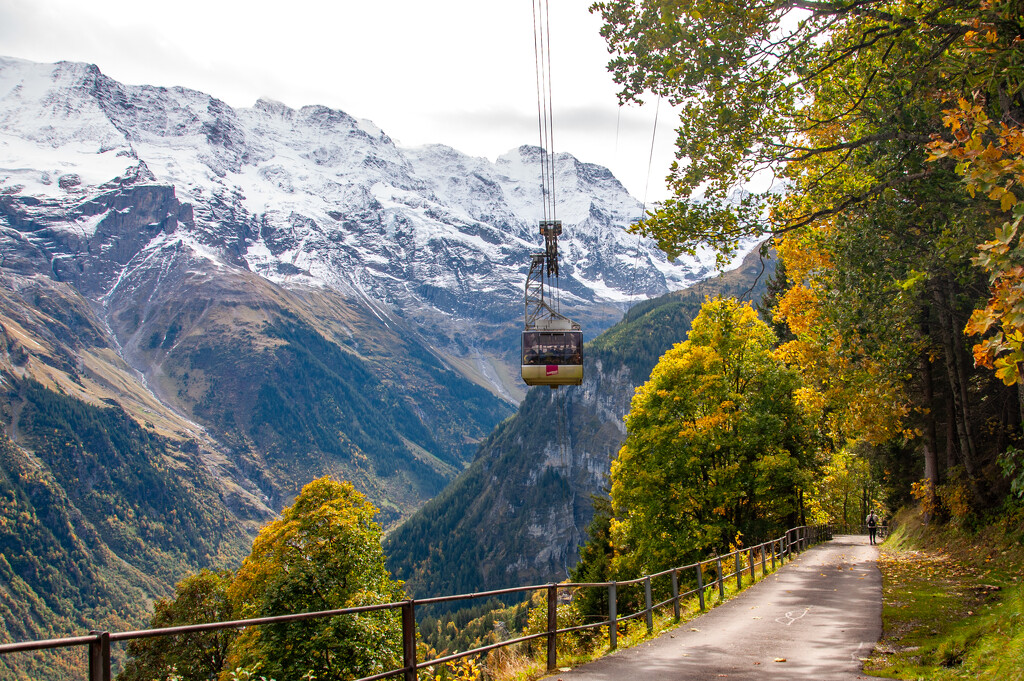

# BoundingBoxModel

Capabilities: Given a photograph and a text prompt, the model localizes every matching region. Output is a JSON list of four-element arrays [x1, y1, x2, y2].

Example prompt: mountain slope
[[386, 248, 773, 596]]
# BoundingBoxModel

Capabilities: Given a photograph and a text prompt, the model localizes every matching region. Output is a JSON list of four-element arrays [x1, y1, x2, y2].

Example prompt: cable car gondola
[[521, 323, 582, 387], [521, 220, 583, 388]]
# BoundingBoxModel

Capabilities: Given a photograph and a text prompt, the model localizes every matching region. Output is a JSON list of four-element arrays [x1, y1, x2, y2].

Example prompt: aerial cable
[[543, 0, 556, 224], [532, 0, 556, 224], [532, 0, 561, 314], [642, 95, 661, 215], [626, 94, 663, 304]]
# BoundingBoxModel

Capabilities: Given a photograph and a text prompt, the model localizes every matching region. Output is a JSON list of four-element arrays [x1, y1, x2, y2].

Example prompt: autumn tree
[[224, 477, 404, 680], [118, 478, 405, 681], [592, 0, 1016, 254], [609, 298, 814, 576], [931, 98, 1024, 399], [593, 0, 1024, 513], [806, 444, 879, 528]]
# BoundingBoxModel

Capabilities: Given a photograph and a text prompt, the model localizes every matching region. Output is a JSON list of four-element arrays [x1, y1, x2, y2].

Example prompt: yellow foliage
[[428, 656, 482, 681]]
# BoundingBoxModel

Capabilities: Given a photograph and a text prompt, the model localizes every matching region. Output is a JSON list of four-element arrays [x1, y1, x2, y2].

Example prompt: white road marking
[[775, 607, 812, 626]]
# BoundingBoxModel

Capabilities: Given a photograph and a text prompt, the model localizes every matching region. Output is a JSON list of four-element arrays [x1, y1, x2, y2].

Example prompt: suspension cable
[[626, 95, 663, 304], [532, 0, 557, 224], [532, 0, 562, 315]]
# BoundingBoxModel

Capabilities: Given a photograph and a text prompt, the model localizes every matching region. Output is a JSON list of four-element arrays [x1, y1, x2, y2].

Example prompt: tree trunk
[[920, 343, 939, 522], [1017, 365, 1024, 428], [931, 277, 987, 506], [919, 309, 940, 521], [842, 487, 849, 528], [946, 393, 959, 470], [931, 281, 979, 480]]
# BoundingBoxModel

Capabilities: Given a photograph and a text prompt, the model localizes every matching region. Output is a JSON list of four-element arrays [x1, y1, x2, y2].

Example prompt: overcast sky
[[0, 0, 681, 206]]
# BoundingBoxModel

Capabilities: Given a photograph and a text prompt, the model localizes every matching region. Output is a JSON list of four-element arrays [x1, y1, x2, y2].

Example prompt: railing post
[[771, 540, 776, 570], [88, 630, 111, 681], [748, 548, 755, 581], [608, 581, 617, 650], [716, 557, 724, 602], [644, 576, 653, 634], [736, 552, 742, 590], [671, 568, 680, 621], [402, 600, 417, 681], [761, 544, 766, 576], [399, 602, 415, 679], [547, 584, 558, 671], [696, 562, 705, 611]]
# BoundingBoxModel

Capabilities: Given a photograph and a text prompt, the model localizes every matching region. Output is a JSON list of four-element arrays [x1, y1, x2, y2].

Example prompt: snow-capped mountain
[[0, 57, 715, 363]]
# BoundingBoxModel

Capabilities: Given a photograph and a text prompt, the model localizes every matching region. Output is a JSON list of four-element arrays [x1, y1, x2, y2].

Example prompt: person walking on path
[[866, 511, 880, 545]]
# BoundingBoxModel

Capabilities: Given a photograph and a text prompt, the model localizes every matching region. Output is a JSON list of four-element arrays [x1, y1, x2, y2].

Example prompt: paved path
[[551, 535, 881, 680]]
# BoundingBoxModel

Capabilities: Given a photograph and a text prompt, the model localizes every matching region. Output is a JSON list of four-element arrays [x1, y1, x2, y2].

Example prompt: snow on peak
[[0, 56, 723, 320]]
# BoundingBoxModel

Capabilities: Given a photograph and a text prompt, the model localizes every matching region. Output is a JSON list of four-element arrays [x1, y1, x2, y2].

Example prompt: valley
[[0, 55, 736, 666]]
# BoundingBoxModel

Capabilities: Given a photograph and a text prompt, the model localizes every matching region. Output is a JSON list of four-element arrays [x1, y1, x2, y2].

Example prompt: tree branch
[[778, 169, 935, 233]]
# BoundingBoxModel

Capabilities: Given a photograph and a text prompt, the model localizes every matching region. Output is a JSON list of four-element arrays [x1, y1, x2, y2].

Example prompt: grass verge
[[863, 508, 1024, 680]]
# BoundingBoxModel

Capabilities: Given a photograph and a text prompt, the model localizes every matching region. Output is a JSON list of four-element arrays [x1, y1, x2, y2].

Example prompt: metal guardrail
[[0, 525, 830, 680]]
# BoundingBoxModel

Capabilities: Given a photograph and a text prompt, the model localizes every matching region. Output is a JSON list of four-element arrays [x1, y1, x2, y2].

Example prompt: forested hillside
[[0, 382, 251, 680]]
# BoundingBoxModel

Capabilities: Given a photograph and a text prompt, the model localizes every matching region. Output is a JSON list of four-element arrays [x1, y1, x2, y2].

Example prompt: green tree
[[806, 445, 878, 528], [119, 570, 235, 681], [609, 298, 813, 577], [223, 477, 404, 681], [591, 0, 1020, 259]]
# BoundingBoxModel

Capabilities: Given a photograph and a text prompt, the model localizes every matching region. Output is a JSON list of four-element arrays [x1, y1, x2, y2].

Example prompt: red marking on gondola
[[546, 365, 558, 376]]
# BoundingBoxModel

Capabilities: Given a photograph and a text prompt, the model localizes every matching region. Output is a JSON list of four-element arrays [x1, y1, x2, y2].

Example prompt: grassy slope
[[865, 509, 1024, 679]]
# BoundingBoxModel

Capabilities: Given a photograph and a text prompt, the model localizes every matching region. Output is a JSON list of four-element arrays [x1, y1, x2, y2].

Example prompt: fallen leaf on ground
[[774, 657, 787, 662]]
